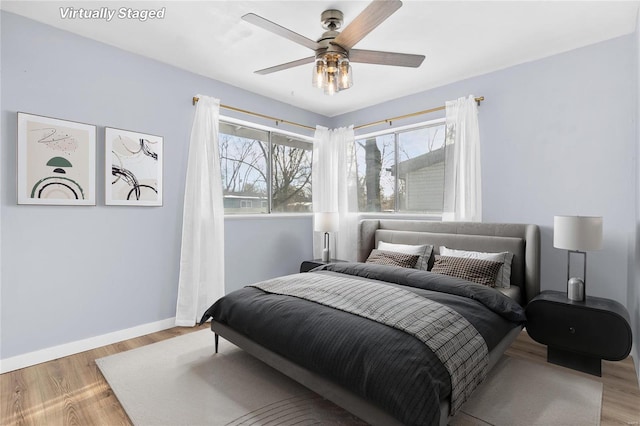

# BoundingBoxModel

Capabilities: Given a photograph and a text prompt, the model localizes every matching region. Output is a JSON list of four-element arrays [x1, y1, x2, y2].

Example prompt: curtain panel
[[443, 95, 482, 222], [312, 126, 358, 261], [175, 95, 225, 326]]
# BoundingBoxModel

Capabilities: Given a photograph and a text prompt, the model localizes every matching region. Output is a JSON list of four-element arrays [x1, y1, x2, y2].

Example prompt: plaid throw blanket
[[251, 272, 489, 415]]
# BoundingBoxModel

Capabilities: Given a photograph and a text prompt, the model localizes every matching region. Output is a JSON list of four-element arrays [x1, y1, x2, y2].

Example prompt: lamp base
[[321, 249, 329, 262], [321, 231, 330, 262], [567, 277, 585, 301]]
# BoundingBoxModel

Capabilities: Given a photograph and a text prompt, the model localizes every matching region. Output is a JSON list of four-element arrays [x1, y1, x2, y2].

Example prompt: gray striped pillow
[[366, 249, 420, 269], [377, 241, 433, 271], [431, 255, 503, 287]]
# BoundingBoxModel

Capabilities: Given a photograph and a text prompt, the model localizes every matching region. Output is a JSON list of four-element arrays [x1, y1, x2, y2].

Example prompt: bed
[[200, 219, 540, 425]]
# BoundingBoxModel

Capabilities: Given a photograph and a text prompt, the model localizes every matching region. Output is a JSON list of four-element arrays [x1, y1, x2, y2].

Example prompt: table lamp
[[314, 212, 339, 262], [553, 215, 603, 301]]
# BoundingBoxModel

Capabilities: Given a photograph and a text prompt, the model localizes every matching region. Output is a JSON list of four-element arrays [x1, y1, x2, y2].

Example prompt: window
[[219, 122, 312, 214], [270, 133, 313, 213], [355, 122, 446, 214]]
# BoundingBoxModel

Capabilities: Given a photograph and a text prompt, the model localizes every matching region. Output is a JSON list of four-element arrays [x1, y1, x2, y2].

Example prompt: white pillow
[[377, 241, 433, 271], [439, 246, 513, 288]]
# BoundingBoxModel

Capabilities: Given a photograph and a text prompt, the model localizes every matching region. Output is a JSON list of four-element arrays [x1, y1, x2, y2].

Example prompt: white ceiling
[[3, 1, 639, 117]]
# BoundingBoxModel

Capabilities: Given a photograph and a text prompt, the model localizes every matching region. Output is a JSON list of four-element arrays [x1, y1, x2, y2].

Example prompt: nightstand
[[525, 290, 632, 376], [300, 259, 347, 273]]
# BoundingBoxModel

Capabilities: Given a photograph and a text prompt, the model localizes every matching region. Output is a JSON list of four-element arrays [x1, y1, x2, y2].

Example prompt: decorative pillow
[[377, 241, 433, 271], [431, 255, 503, 287], [366, 249, 420, 269], [439, 246, 514, 288]]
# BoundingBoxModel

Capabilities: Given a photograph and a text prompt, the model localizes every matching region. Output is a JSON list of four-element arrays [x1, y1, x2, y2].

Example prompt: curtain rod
[[192, 95, 484, 133], [192, 97, 316, 131], [354, 96, 485, 131]]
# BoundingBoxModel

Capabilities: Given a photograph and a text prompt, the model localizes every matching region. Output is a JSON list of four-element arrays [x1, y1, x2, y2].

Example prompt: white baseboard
[[0, 317, 177, 374]]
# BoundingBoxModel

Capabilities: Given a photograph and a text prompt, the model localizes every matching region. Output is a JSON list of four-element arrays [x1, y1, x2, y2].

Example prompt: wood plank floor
[[1, 326, 638, 425]]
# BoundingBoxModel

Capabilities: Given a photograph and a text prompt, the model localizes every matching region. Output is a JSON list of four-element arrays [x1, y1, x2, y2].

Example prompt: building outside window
[[355, 122, 446, 214]]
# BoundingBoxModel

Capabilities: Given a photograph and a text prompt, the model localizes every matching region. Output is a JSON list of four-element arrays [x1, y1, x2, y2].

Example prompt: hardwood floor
[[504, 331, 640, 426], [1, 325, 205, 426], [1, 327, 638, 425]]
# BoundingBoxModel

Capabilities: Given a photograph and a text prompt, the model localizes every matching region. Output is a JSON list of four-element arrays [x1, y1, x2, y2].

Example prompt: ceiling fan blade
[[255, 56, 316, 75], [242, 13, 319, 51], [333, 0, 402, 50], [350, 49, 425, 67]]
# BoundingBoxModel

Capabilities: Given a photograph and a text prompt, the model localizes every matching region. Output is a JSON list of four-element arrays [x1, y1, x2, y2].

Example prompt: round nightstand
[[525, 290, 632, 376]]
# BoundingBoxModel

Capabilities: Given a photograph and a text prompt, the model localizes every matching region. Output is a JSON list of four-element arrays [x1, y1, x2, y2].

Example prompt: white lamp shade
[[314, 212, 339, 232], [553, 215, 603, 251]]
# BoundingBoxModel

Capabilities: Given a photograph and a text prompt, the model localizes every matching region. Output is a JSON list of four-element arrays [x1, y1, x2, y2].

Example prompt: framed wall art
[[17, 112, 96, 205], [105, 127, 163, 206]]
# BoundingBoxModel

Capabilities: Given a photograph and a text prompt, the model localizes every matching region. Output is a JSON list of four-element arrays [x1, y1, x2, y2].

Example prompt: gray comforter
[[200, 262, 526, 425]]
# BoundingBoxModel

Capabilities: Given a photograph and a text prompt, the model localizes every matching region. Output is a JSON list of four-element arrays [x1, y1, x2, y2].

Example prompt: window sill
[[357, 212, 443, 221], [223, 212, 443, 221], [224, 213, 313, 220]]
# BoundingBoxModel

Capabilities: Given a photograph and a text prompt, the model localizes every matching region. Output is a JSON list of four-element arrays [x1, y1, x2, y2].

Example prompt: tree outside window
[[219, 122, 312, 214]]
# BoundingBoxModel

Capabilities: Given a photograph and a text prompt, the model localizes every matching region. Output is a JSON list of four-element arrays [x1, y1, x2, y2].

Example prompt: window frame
[[219, 116, 314, 216], [355, 117, 447, 216]]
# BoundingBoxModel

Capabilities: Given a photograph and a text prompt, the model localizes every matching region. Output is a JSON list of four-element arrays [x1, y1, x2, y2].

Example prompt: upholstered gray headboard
[[358, 219, 541, 305]]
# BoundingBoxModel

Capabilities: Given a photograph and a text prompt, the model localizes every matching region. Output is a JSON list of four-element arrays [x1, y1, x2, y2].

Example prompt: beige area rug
[[96, 329, 365, 425], [97, 329, 603, 426], [450, 356, 603, 426]]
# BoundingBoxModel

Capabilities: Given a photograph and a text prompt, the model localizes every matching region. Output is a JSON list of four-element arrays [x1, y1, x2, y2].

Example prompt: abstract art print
[[17, 112, 96, 205], [105, 127, 163, 206]]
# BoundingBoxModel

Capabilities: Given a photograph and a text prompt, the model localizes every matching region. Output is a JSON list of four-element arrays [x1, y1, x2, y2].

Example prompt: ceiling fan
[[242, 0, 425, 95]]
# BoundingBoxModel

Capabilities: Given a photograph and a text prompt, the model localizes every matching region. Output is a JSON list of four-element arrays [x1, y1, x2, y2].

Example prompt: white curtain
[[312, 126, 358, 261], [442, 95, 482, 222], [175, 95, 225, 326]]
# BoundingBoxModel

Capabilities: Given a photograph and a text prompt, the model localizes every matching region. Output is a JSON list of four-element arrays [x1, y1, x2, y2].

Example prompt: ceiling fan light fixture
[[323, 71, 339, 96], [312, 59, 325, 89], [313, 53, 352, 95], [338, 58, 352, 90], [325, 58, 338, 73]]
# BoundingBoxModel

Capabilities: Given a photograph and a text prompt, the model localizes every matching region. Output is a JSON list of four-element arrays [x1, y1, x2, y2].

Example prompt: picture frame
[[17, 112, 96, 205], [105, 127, 163, 206]]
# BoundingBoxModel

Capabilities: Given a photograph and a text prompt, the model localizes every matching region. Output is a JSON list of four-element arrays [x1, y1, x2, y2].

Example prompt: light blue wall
[[225, 215, 312, 293], [0, 12, 319, 359], [337, 35, 637, 311]]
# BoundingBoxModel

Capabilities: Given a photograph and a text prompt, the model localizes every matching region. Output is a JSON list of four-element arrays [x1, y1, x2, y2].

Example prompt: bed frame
[[213, 220, 541, 425]]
